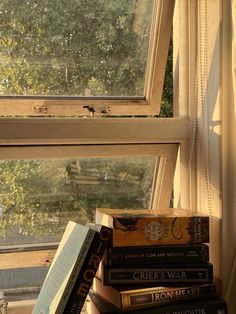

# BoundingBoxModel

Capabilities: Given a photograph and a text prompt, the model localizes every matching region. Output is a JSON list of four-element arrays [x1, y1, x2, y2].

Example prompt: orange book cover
[[95, 208, 209, 247]]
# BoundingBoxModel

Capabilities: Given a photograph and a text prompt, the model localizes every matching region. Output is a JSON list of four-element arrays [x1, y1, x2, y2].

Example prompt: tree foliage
[[0, 0, 152, 96], [0, 0, 172, 243], [0, 157, 155, 242]]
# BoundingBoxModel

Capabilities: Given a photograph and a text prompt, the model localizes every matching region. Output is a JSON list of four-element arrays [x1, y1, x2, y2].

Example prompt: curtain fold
[[233, 0, 236, 112], [224, 1, 236, 312]]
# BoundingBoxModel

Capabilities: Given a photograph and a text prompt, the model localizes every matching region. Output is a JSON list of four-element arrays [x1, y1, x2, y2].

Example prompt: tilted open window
[[0, 0, 174, 116]]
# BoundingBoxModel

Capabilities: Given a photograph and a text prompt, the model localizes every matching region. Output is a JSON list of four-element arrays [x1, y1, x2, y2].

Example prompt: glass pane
[[0, 156, 157, 246], [0, 0, 153, 97]]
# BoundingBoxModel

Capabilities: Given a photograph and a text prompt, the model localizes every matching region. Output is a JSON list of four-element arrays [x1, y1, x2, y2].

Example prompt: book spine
[[88, 291, 228, 314], [149, 298, 228, 314], [56, 229, 96, 313], [111, 216, 209, 247], [65, 226, 112, 314], [103, 264, 213, 285], [125, 284, 216, 310], [107, 244, 209, 266]]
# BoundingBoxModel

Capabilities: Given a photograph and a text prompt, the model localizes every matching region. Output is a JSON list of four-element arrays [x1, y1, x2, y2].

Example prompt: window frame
[[0, 118, 189, 238], [0, 0, 194, 306], [0, 141, 179, 211], [0, 117, 188, 294], [0, 141, 180, 268], [0, 0, 175, 117], [0, 117, 189, 244]]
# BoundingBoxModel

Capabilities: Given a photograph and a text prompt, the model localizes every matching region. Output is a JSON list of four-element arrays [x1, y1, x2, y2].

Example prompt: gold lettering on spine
[[77, 283, 88, 297]]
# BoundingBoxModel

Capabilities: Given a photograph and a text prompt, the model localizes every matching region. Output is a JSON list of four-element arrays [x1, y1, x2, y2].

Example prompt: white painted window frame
[[0, 117, 188, 208], [0, 116, 188, 264], [0, 142, 179, 211], [0, 0, 175, 117]]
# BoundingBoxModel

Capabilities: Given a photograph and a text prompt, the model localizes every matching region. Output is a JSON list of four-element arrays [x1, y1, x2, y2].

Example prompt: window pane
[[0, 0, 153, 97], [0, 156, 157, 246]]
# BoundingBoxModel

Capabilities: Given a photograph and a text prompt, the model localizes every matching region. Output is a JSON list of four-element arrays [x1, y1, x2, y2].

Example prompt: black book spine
[[89, 291, 228, 314], [128, 283, 217, 308], [103, 263, 213, 285], [64, 226, 112, 314], [154, 298, 228, 314], [107, 244, 209, 266]]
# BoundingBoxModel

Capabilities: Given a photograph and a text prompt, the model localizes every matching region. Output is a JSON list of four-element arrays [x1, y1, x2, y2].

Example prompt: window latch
[[83, 105, 111, 117]]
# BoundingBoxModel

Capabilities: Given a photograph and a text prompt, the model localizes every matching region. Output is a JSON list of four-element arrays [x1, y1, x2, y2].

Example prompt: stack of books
[[31, 208, 228, 313], [88, 208, 228, 314]]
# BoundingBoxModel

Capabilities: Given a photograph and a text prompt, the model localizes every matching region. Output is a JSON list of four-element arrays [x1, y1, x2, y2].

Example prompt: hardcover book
[[96, 208, 209, 247], [32, 221, 112, 314], [102, 263, 213, 285], [87, 291, 228, 314], [92, 276, 218, 311], [106, 243, 209, 266]]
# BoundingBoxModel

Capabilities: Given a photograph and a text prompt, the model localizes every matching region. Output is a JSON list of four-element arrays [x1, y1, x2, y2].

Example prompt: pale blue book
[[32, 221, 97, 314]]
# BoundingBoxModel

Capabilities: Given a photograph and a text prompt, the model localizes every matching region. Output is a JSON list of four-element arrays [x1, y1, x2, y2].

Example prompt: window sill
[[7, 300, 88, 314], [7, 300, 36, 314]]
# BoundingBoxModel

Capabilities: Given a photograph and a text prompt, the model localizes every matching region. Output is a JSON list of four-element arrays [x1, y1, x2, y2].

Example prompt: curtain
[[224, 1, 236, 312]]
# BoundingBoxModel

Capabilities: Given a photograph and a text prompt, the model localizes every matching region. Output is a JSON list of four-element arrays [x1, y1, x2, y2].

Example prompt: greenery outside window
[[0, 0, 174, 116], [0, 143, 178, 291], [0, 0, 182, 299]]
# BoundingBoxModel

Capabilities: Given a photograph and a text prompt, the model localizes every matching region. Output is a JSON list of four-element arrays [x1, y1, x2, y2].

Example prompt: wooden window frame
[[0, 117, 188, 299], [0, 142, 179, 271], [0, 0, 175, 117], [0, 141, 179, 209]]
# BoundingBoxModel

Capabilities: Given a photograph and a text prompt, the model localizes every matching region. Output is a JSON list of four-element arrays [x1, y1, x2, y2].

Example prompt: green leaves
[[0, 157, 155, 242], [0, 0, 153, 97]]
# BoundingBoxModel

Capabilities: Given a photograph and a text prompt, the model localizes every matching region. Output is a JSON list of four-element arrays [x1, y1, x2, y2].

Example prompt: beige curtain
[[233, 0, 236, 108], [224, 1, 236, 313]]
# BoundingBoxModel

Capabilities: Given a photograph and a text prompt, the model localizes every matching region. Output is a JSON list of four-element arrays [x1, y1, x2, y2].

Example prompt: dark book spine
[[107, 244, 209, 266], [145, 298, 228, 314], [128, 284, 217, 308], [89, 291, 228, 314], [103, 263, 213, 285], [64, 226, 112, 314]]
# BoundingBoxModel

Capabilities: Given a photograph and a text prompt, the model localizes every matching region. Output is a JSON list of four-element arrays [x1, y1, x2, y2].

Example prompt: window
[[0, 0, 184, 302], [0, 0, 230, 310], [0, 0, 174, 116], [0, 142, 179, 291], [0, 144, 178, 247]]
